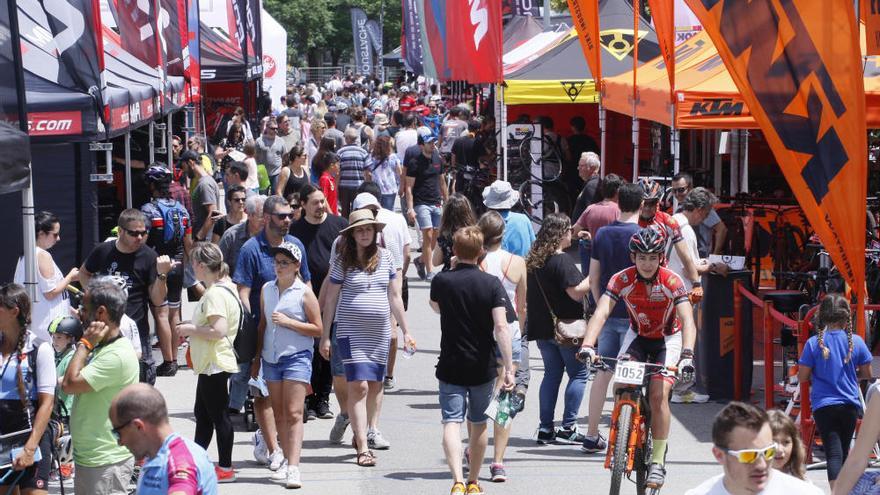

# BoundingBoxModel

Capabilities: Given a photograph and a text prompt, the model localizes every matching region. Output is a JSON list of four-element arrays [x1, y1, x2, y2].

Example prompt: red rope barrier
[[736, 284, 765, 308], [768, 307, 799, 328]]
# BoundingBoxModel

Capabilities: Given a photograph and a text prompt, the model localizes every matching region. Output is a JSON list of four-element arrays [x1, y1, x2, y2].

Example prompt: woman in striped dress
[[319, 209, 414, 467]]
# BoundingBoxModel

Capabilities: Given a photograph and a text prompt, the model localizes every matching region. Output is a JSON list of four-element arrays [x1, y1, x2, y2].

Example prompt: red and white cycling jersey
[[639, 211, 683, 261], [605, 266, 690, 339]]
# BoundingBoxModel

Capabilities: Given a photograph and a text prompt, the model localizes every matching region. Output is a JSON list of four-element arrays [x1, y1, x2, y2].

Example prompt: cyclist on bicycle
[[578, 226, 697, 489], [637, 178, 704, 302]]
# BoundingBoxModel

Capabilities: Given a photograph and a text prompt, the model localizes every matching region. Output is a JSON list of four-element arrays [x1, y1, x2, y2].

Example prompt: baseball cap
[[352, 192, 380, 210], [417, 129, 437, 145], [269, 241, 302, 262]]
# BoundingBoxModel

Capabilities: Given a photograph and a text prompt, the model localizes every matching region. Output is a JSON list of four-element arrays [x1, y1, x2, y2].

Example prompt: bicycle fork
[[605, 396, 642, 473]]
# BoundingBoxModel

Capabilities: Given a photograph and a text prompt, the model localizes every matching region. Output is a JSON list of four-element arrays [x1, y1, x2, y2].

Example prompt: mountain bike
[[592, 358, 677, 495]]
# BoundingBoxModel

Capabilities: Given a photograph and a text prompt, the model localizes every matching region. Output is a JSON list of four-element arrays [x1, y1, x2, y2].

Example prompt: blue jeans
[[228, 361, 250, 410], [379, 193, 397, 211], [597, 318, 631, 369], [536, 339, 588, 430], [578, 239, 591, 276]]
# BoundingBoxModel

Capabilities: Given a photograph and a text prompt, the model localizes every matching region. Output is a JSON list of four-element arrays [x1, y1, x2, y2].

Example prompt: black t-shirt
[[283, 170, 309, 199], [526, 253, 585, 341], [572, 175, 601, 222], [289, 214, 348, 292], [405, 148, 443, 206], [430, 264, 512, 386], [83, 241, 158, 339], [451, 135, 477, 168]]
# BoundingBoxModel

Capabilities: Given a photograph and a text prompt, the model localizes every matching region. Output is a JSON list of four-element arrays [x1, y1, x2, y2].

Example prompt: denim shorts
[[414, 204, 441, 230], [262, 349, 312, 383], [438, 379, 496, 424], [329, 323, 345, 377], [597, 317, 632, 369], [494, 321, 523, 364]]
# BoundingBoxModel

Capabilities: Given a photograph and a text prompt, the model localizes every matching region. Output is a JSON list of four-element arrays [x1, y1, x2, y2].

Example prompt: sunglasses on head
[[719, 443, 777, 464], [124, 228, 148, 238]]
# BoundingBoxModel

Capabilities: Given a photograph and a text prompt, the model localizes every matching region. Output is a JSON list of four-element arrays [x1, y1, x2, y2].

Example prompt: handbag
[[534, 272, 587, 346], [216, 285, 259, 364]]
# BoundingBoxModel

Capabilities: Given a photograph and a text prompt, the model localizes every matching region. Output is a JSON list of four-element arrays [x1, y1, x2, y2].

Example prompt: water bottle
[[496, 391, 511, 426], [402, 343, 416, 359]]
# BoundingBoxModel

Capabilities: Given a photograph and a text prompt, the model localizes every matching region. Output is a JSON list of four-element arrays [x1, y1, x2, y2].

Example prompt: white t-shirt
[[119, 314, 142, 359], [14, 248, 72, 342], [395, 129, 419, 162], [684, 471, 824, 495], [668, 213, 701, 291], [376, 208, 413, 271]]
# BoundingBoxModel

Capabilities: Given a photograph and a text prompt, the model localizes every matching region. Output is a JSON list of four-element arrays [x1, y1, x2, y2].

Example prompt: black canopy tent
[[503, 15, 544, 53]]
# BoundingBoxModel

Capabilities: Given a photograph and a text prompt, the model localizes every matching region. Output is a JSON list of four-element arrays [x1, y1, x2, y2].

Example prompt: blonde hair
[[190, 242, 230, 279]]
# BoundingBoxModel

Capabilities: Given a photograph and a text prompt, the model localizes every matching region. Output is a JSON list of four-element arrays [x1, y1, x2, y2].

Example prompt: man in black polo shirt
[[429, 226, 515, 495]]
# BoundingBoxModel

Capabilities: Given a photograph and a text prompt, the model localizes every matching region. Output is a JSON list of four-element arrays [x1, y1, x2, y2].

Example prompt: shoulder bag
[[534, 271, 587, 347]]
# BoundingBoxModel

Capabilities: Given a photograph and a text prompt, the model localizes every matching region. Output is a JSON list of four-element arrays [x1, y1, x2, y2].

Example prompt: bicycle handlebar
[[588, 357, 678, 374]]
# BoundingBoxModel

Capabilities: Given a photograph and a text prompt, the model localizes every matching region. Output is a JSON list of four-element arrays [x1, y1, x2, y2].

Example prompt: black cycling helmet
[[48, 315, 83, 341], [637, 178, 663, 202], [629, 225, 667, 255], [144, 164, 172, 184]]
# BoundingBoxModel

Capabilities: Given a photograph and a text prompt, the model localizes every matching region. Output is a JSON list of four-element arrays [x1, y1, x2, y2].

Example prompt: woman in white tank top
[[477, 210, 527, 482]]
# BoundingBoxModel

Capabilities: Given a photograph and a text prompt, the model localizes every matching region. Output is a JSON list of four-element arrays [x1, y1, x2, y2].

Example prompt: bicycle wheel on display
[[610, 404, 634, 495], [518, 180, 570, 225], [517, 134, 563, 182]]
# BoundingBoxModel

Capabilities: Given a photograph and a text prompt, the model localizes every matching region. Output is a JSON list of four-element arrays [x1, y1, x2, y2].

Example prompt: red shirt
[[319, 172, 339, 215], [638, 210, 684, 262], [576, 200, 620, 237], [605, 266, 689, 338]]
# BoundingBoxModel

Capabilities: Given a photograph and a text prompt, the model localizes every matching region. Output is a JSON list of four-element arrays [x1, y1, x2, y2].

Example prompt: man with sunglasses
[[670, 173, 727, 258], [256, 118, 289, 193], [686, 402, 822, 494], [80, 209, 175, 385]]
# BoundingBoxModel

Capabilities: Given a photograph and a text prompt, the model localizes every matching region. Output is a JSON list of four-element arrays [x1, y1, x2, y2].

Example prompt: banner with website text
[[685, 0, 867, 326], [646, 0, 675, 102], [566, 0, 602, 85]]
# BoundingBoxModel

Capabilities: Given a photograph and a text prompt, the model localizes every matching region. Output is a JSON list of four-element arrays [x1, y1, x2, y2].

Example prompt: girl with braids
[[524, 213, 592, 445], [798, 293, 873, 487], [0, 283, 56, 494]]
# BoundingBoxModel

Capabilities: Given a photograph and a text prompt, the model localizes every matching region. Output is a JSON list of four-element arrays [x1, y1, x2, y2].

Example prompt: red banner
[[685, 0, 867, 323], [567, 0, 602, 85], [445, 0, 503, 83], [646, 0, 675, 102]]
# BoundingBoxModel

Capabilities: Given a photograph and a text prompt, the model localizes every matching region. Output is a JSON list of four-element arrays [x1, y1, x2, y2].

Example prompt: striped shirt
[[337, 144, 370, 190]]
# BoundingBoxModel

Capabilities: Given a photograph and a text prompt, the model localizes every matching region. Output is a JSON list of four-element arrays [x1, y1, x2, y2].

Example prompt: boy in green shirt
[[49, 316, 82, 416]]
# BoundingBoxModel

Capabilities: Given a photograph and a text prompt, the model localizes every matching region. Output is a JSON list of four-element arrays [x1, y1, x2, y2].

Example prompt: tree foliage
[[262, 0, 402, 67]]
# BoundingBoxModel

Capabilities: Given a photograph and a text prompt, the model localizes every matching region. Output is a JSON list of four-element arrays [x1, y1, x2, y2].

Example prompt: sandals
[[356, 450, 377, 467]]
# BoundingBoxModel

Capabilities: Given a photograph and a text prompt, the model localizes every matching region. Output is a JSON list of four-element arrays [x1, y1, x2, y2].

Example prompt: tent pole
[[167, 113, 173, 167], [22, 168, 36, 303], [742, 130, 750, 193], [632, 117, 639, 181], [599, 98, 606, 177], [125, 132, 132, 208], [502, 86, 508, 182], [149, 121, 156, 164]]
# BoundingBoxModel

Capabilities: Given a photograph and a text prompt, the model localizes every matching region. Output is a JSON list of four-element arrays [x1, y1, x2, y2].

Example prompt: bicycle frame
[[604, 388, 647, 474]]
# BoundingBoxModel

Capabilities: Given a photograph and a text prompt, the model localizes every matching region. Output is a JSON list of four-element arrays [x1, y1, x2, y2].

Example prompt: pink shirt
[[576, 200, 620, 237]]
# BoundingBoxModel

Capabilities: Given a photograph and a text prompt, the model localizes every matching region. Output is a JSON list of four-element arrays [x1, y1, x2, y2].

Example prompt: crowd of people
[[2, 72, 880, 495]]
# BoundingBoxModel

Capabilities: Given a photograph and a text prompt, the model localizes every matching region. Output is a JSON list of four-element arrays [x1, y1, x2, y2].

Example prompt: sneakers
[[59, 463, 74, 480], [215, 465, 236, 483], [329, 414, 350, 444], [671, 390, 710, 404], [285, 465, 302, 489], [315, 399, 334, 419], [383, 376, 396, 390], [581, 433, 608, 453], [414, 258, 427, 280], [426, 271, 436, 282], [367, 428, 391, 450], [450, 482, 467, 495], [555, 426, 587, 445], [489, 463, 507, 482], [646, 463, 667, 488], [305, 402, 318, 421], [269, 450, 285, 471], [466, 481, 485, 494], [253, 430, 269, 465], [270, 461, 287, 481], [536, 428, 555, 444], [155, 360, 178, 377]]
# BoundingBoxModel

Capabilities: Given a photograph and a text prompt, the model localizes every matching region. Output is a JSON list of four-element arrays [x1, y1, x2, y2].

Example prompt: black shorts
[[0, 403, 51, 490], [618, 330, 682, 384], [164, 263, 184, 307]]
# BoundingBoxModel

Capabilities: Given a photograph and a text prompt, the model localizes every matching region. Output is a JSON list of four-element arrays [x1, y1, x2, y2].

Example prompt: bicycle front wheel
[[610, 404, 634, 495]]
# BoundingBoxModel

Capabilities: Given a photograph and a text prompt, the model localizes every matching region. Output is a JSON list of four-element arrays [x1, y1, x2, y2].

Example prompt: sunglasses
[[231, 197, 247, 203], [124, 228, 148, 238], [267, 127, 278, 131], [275, 259, 296, 267], [673, 186, 689, 194], [272, 212, 294, 220], [111, 418, 135, 440], [289, 203, 302, 209], [719, 443, 777, 464]]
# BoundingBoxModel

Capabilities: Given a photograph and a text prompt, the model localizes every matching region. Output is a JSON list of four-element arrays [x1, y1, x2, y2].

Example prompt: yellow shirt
[[189, 281, 240, 374]]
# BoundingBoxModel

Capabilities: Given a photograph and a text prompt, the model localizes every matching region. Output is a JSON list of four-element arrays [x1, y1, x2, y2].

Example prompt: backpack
[[216, 285, 258, 364], [151, 199, 189, 249]]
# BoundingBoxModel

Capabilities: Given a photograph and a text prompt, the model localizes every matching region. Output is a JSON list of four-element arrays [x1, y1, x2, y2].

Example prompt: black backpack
[[216, 285, 258, 364]]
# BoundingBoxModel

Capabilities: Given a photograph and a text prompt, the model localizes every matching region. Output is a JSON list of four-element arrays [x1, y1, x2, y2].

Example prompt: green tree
[[263, 0, 402, 67]]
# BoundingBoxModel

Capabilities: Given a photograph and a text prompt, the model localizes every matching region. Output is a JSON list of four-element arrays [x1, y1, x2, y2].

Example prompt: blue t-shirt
[[799, 329, 871, 410], [499, 210, 536, 258], [137, 433, 217, 495], [591, 221, 641, 318], [232, 231, 311, 318]]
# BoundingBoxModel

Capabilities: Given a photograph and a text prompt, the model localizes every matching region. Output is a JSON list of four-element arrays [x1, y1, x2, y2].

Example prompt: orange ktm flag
[[646, 0, 675, 102], [567, 0, 602, 85], [685, 0, 867, 321]]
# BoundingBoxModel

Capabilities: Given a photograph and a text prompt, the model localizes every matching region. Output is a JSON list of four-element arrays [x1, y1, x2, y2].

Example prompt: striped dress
[[329, 248, 396, 382]]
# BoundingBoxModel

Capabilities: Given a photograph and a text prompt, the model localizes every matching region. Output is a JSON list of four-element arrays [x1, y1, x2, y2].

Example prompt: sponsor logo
[[27, 111, 81, 135], [469, 0, 489, 50], [689, 98, 745, 117], [600, 29, 649, 61], [637, 313, 650, 326], [201, 69, 216, 80], [560, 80, 587, 102], [263, 54, 277, 78]]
